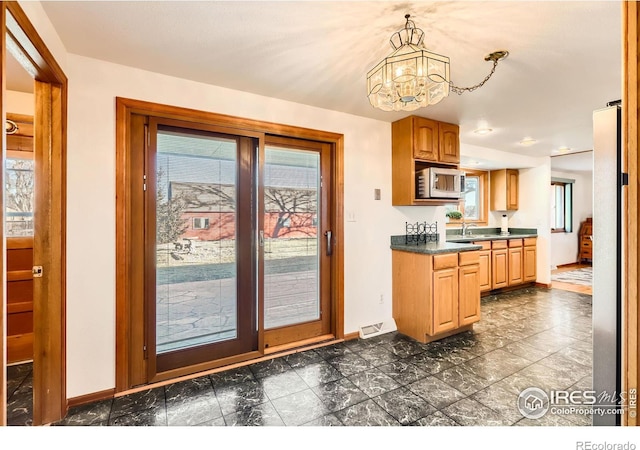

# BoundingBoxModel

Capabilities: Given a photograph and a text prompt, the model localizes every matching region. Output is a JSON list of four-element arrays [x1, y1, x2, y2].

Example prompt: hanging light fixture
[[366, 14, 508, 112]]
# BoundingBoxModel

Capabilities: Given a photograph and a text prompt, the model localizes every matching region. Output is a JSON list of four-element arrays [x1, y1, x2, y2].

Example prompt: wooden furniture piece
[[392, 249, 480, 344], [490, 169, 519, 211], [578, 218, 593, 263], [391, 115, 460, 206]]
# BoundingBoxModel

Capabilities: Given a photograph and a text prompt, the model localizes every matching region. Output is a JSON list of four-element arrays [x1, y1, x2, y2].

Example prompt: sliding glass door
[[147, 119, 258, 374]]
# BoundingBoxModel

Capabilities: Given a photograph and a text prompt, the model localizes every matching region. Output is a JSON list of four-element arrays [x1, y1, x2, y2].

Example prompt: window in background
[[6, 157, 34, 237], [551, 180, 573, 232], [445, 169, 488, 225]]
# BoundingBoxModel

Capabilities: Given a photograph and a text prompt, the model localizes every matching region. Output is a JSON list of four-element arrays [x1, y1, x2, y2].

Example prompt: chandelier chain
[[449, 59, 499, 95]]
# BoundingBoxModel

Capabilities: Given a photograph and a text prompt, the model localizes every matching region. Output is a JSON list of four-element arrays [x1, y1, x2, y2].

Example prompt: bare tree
[[156, 167, 188, 244], [6, 159, 34, 213], [264, 187, 316, 238]]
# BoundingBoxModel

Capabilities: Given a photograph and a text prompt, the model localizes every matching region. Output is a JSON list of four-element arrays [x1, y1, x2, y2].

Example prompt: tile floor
[[6, 286, 593, 426]]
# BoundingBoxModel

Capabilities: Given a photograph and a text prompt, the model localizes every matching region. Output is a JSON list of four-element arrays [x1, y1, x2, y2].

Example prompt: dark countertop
[[445, 227, 538, 243], [390, 236, 482, 255]]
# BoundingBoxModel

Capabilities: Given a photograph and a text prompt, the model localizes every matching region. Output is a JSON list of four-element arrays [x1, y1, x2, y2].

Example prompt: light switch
[[374, 189, 381, 200], [346, 211, 356, 222]]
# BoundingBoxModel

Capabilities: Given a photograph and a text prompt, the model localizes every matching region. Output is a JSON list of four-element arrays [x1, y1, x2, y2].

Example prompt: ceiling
[[19, 1, 622, 159]]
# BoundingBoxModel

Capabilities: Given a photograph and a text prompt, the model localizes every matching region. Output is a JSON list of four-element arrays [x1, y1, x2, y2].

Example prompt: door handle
[[324, 230, 332, 256], [259, 230, 264, 247]]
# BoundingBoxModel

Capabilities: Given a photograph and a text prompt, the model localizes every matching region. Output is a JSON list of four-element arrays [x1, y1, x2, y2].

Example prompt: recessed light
[[466, 160, 482, 166], [474, 128, 493, 135], [519, 137, 537, 146], [558, 146, 571, 153]]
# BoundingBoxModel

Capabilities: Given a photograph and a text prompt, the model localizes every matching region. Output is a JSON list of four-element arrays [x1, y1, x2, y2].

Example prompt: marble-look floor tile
[[377, 360, 429, 386], [271, 389, 328, 426], [356, 345, 401, 367], [387, 338, 425, 358], [312, 378, 369, 412], [210, 366, 255, 389], [214, 379, 268, 416], [249, 358, 292, 379], [406, 376, 466, 409], [284, 349, 323, 368], [223, 402, 285, 426], [195, 416, 226, 426], [109, 407, 167, 426], [411, 411, 460, 426], [54, 398, 113, 426], [261, 370, 309, 401], [301, 413, 343, 426], [442, 398, 513, 426], [502, 341, 553, 362], [314, 343, 351, 360], [110, 387, 166, 421], [435, 366, 493, 396], [514, 414, 576, 426], [518, 362, 583, 391], [556, 346, 593, 368], [371, 387, 436, 425], [472, 383, 524, 424], [294, 361, 343, 387], [404, 352, 453, 375], [461, 349, 531, 382], [347, 368, 401, 398], [165, 377, 221, 426], [334, 399, 400, 426], [328, 352, 372, 377]]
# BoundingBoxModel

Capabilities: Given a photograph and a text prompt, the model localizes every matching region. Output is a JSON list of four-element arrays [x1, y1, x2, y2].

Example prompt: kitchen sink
[[447, 234, 499, 241]]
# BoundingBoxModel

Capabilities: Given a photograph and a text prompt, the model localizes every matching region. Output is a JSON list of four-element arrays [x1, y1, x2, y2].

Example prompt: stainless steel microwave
[[416, 167, 466, 199]]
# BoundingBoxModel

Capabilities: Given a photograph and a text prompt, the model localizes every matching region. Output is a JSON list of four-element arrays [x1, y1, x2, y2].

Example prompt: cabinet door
[[508, 247, 523, 285], [523, 245, 537, 282], [507, 169, 519, 210], [492, 248, 508, 289], [438, 122, 460, 164], [432, 268, 459, 334], [478, 250, 492, 292], [459, 264, 481, 326], [412, 117, 438, 161]]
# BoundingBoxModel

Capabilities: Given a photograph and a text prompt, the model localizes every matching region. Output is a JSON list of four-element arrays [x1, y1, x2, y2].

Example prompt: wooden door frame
[[623, 0, 639, 427], [115, 97, 344, 391], [1, 2, 67, 425]]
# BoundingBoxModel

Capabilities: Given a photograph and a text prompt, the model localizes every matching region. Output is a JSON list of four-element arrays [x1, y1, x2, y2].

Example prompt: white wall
[[550, 170, 593, 267], [63, 54, 448, 397], [6, 90, 34, 115], [462, 144, 552, 284]]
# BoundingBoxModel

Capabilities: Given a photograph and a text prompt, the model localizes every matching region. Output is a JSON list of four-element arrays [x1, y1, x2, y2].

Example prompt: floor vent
[[358, 319, 397, 339]]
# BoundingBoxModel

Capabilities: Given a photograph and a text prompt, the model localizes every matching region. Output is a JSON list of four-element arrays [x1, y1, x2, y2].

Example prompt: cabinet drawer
[[433, 253, 458, 270], [524, 237, 537, 247], [459, 251, 480, 266], [508, 239, 523, 247], [473, 241, 491, 250], [491, 240, 508, 249], [581, 240, 593, 248]]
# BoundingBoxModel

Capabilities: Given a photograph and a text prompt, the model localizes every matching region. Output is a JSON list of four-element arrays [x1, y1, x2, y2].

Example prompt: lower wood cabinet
[[392, 249, 480, 344], [478, 237, 537, 293]]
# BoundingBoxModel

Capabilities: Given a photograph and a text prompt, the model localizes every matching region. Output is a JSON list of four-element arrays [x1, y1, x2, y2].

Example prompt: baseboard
[[556, 262, 580, 268], [536, 282, 553, 289], [344, 331, 360, 341], [67, 388, 116, 409]]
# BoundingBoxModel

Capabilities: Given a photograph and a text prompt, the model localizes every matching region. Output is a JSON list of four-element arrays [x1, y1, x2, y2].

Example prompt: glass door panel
[[155, 129, 239, 353], [148, 119, 257, 375], [263, 147, 320, 329]]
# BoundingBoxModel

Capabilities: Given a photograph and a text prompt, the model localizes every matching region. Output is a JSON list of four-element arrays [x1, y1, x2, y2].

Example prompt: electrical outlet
[[374, 188, 381, 200], [379, 294, 384, 304]]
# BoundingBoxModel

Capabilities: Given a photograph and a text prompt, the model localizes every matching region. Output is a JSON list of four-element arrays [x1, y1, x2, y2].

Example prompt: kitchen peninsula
[[390, 236, 482, 344], [390, 228, 538, 344]]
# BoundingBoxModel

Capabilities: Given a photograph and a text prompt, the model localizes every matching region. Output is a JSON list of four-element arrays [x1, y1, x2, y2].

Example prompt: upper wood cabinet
[[392, 115, 460, 206], [490, 169, 519, 211]]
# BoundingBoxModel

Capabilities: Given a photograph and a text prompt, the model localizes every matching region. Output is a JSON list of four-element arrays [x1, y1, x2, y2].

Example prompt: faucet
[[461, 221, 478, 236]]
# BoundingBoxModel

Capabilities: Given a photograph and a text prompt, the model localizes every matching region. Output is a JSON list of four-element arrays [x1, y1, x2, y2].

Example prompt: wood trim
[[0, 2, 6, 427], [115, 98, 345, 391], [447, 168, 489, 227], [535, 282, 552, 289], [264, 334, 335, 355], [6, 237, 33, 249], [343, 331, 359, 341], [7, 270, 32, 282], [67, 388, 116, 409], [623, 0, 638, 427], [4, 1, 68, 425]]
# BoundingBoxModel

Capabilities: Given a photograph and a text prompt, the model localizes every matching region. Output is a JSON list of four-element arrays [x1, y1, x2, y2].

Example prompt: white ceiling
[[32, 1, 621, 158], [550, 150, 594, 173]]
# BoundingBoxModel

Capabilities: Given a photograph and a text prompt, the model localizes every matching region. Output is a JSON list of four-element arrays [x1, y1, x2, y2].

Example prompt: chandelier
[[366, 14, 508, 112]]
